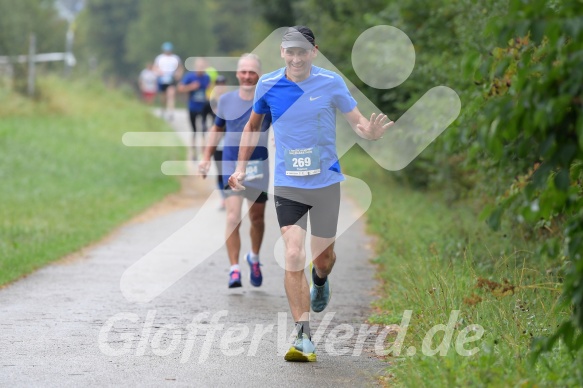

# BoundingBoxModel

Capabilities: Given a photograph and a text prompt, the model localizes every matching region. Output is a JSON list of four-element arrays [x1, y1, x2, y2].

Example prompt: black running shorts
[[274, 183, 340, 238]]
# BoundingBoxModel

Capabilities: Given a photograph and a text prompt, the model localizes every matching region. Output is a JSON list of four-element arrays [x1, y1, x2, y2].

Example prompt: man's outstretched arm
[[199, 124, 225, 179], [228, 111, 266, 190]]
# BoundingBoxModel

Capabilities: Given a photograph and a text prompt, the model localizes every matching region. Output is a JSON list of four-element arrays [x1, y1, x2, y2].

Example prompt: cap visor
[[281, 41, 314, 50]]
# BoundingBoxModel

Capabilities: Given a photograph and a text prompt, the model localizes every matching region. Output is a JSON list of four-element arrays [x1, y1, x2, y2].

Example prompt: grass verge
[[343, 148, 583, 387], [0, 76, 183, 285]]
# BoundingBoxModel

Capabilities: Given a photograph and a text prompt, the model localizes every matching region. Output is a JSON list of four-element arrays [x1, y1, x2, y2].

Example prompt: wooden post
[[64, 22, 74, 77], [27, 34, 36, 97]]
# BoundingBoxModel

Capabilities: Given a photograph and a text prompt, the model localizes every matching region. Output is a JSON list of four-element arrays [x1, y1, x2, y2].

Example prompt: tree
[[81, 0, 140, 79], [208, 0, 254, 55], [125, 0, 216, 74], [474, 0, 583, 355], [0, 0, 68, 93], [253, 0, 296, 30], [0, 0, 67, 56]]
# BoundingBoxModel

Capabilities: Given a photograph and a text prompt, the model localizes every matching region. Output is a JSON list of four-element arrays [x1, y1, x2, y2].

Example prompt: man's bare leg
[[247, 200, 266, 255], [281, 225, 310, 323], [166, 85, 176, 120], [311, 236, 336, 279], [225, 195, 244, 266]]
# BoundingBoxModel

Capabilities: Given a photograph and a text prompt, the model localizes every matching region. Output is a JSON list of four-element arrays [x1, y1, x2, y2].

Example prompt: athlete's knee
[[285, 246, 305, 271], [226, 211, 241, 229], [249, 211, 264, 229]]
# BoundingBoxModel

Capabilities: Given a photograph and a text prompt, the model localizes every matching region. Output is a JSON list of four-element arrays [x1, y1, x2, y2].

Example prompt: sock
[[312, 266, 327, 287], [248, 251, 259, 263], [230, 264, 240, 272], [296, 321, 311, 339]]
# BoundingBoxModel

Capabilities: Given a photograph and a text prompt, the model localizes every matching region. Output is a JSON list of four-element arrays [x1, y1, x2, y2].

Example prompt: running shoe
[[246, 253, 263, 287], [310, 262, 331, 312], [284, 332, 317, 362], [228, 269, 242, 288]]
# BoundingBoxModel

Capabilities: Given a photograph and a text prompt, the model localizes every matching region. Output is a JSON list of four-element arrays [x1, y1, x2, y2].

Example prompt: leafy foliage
[[474, 0, 583, 355], [209, 0, 261, 55], [125, 0, 216, 70], [0, 0, 67, 56], [0, 0, 68, 94], [252, 0, 296, 30], [80, 0, 140, 79], [78, 0, 220, 80]]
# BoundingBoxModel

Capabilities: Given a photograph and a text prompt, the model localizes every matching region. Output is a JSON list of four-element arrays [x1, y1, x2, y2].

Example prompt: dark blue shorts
[[158, 80, 176, 92]]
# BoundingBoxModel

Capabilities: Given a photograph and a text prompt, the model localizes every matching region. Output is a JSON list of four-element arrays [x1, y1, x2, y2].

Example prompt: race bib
[[284, 147, 321, 176], [245, 160, 264, 181], [192, 89, 206, 103]]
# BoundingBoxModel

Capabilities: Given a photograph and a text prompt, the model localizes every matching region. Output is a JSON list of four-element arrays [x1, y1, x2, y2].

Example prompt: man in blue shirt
[[199, 54, 272, 289], [228, 26, 393, 362], [178, 58, 211, 160]]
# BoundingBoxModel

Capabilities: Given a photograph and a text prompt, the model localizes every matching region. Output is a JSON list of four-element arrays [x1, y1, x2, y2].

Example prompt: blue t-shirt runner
[[182, 72, 210, 113], [216, 90, 272, 192], [253, 65, 356, 189]]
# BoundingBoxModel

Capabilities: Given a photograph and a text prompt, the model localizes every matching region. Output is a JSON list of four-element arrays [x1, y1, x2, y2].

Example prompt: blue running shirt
[[182, 72, 210, 113], [215, 90, 272, 191], [253, 65, 357, 189]]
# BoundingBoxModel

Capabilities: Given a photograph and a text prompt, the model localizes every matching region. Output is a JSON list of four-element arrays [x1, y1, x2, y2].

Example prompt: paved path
[[0, 110, 388, 387]]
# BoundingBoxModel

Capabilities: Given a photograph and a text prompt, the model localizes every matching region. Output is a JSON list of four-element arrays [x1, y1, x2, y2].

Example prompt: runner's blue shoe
[[246, 253, 263, 287], [284, 333, 317, 362], [310, 263, 331, 312], [228, 269, 242, 288]]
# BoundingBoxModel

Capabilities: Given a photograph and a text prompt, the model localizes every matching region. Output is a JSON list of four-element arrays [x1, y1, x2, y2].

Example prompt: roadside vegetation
[[345, 150, 582, 386], [0, 77, 181, 285]]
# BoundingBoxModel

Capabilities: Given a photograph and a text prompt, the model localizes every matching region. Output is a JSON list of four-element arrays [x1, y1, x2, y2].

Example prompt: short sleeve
[[181, 73, 192, 85], [253, 79, 270, 114], [332, 75, 357, 113]]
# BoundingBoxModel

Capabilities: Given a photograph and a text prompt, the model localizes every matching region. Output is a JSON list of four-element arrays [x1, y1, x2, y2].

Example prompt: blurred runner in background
[[153, 42, 183, 121], [211, 75, 228, 210], [138, 62, 158, 105], [178, 58, 210, 161]]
